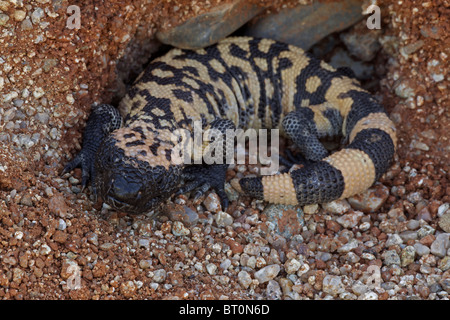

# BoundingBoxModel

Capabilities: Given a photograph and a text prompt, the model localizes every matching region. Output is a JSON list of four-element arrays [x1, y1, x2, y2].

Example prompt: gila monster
[[64, 37, 397, 215]]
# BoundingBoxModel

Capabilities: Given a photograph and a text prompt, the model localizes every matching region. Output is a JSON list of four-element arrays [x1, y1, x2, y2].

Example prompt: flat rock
[[244, 0, 363, 50], [156, 0, 265, 49]]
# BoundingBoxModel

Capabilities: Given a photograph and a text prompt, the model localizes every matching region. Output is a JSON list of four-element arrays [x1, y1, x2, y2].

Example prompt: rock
[[238, 270, 252, 289], [382, 249, 401, 266], [19, 193, 34, 207], [166, 203, 199, 226], [172, 221, 190, 236], [322, 199, 351, 214], [52, 230, 68, 244], [399, 230, 418, 242], [400, 246, 416, 267], [340, 28, 381, 61], [214, 211, 233, 227], [31, 7, 45, 25], [266, 280, 282, 300], [0, 13, 9, 26], [430, 233, 449, 258], [203, 192, 221, 213], [262, 204, 304, 240], [244, 243, 261, 256], [322, 275, 346, 297], [438, 213, 450, 233], [284, 259, 301, 274], [303, 204, 319, 214], [347, 184, 389, 212], [399, 40, 425, 58], [156, 0, 264, 49], [417, 225, 435, 239], [206, 263, 217, 275], [360, 291, 378, 300], [385, 234, 403, 247], [351, 281, 368, 296], [336, 211, 364, 229], [440, 278, 450, 294], [13, 10, 26, 22], [413, 243, 430, 256], [48, 192, 69, 217], [337, 238, 359, 253], [438, 203, 450, 217], [153, 269, 166, 283], [224, 182, 239, 202], [139, 260, 152, 269], [329, 48, 374, 80], [245, 0, 363, 50], [438, 257, 450, 272], [254, 264, 280, 284], [394, 80, 415, 99]]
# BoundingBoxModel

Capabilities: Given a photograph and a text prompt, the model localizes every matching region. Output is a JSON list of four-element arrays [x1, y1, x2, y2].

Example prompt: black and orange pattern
[[65, 37, 397, 214]]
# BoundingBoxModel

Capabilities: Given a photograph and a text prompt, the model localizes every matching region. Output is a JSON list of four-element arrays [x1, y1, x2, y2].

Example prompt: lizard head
[[93, 124, 183, 215]]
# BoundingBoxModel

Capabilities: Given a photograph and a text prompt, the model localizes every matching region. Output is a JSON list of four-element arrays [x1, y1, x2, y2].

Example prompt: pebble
[[237, 271, 252, 289], [430, 233, 449, 258], [351, 281, 368, 296], [244, 243, 261, 256], [336, 211, 364, 228], [266, 280, 282, 300], [438, 204, 450, 217], [13, 10, 26, 22], [21, 17, 33, 30], [254, 265, 280, 284], [167, 204, 199, 226], [340, 29, 381, 61], [329, 48, 374, 80], [417, 225, 435, 239], [400, 40, 424, 58], [360, 291, 378, 300], [284, 259, 301, 274], [413, 243, 430, 256], [347, 184, 389, 212], [382, 250, 401, 266], [139, 260, 152, 269], [203, 192, 221, 213], [400, 246, 416, 267], [337, 238, 359, 253], [394, 80, 415, 99], [438, 213, 450, 233], [321, 199, 352, 214], [31, 7, 45, 25], [153, 269, 166, 283], [322, 275, 346, 297], [399, 230, 418, 242], [206, 263, 217, 275], [385, 233, 403, 247], [407, 219, 420, 230], [438, 257, 450, 272], [20, 193, 34, 207], [214, 211, 233, 227], [262, 204, 304, 239], [172, 221, 190, 236], [0, 13, 9, 25]]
